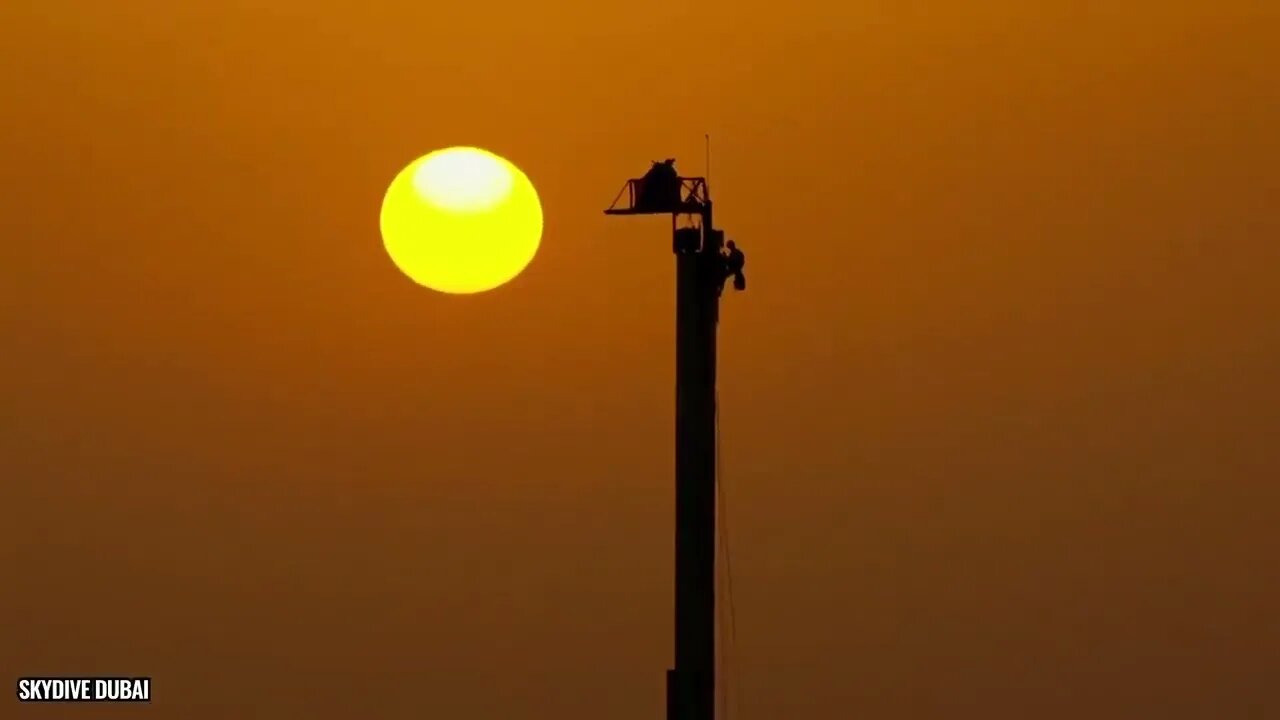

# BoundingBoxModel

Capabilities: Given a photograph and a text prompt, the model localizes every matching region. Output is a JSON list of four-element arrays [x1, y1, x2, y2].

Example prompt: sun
[[380, 147, 542, 294]]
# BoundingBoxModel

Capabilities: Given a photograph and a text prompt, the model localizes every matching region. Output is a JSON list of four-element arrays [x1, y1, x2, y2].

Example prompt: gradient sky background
[[2, 1, 1278, 718]]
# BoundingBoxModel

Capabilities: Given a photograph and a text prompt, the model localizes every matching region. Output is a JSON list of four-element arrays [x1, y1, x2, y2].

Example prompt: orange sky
[[2, 2, 1278, 718]]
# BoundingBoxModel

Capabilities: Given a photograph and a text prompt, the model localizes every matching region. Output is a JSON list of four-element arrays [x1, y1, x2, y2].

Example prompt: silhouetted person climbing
[[725, 240, 746, 291]]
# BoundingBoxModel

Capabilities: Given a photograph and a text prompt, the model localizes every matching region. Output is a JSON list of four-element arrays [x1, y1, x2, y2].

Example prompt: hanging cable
[[715, 390, 744, 720]]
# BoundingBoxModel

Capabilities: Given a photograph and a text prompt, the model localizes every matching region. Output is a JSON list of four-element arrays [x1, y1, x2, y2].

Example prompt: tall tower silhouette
[[606, 157, 746, 720]]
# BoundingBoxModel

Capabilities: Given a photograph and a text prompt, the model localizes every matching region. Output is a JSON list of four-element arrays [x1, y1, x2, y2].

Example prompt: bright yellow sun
[[380, 147, 542, 294]]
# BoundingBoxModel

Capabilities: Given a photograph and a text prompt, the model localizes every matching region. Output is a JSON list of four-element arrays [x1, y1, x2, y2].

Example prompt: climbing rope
[[715, 391, 744, 720]]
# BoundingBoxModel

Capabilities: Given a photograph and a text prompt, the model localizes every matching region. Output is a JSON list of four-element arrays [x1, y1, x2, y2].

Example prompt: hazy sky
[[2, 1, 1278, 718]]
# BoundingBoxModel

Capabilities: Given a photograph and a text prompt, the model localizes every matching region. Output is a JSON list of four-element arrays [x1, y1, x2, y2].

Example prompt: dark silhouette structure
[[606, 159, 746, 720]]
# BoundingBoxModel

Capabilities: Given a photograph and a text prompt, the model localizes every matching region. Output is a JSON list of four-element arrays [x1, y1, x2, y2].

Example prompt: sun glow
[[380, 146, 542, 294]]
